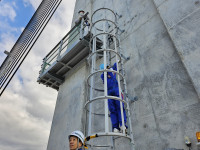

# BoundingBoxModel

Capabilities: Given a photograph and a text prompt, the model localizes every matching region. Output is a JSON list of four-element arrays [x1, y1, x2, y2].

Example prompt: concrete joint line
[[169, 6, 200, 30], [121, 12, 157, 42], [151, 0, 200, 99]]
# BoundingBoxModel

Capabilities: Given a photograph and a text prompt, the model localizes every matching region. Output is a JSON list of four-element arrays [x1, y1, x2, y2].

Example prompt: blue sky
[[0, 0, 35, 64], [1, 0, 34, 28], [0, 0, 35, 85], [10, 1, 34, 27], [0, 0, 76, 150]]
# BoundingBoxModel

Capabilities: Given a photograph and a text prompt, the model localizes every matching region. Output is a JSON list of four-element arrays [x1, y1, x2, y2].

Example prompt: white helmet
[[69, 130, 85, 144]]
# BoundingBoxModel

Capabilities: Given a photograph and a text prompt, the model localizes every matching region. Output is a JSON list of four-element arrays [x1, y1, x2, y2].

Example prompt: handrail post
[[41, 57, 47, 74], [57, 40, 63, 60]]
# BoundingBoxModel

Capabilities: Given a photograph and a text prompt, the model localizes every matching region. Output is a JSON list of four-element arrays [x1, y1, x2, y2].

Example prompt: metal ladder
[[85, 8, 135, 150]]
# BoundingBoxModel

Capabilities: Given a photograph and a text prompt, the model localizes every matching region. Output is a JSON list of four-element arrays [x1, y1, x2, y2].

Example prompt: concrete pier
[[46, 0, 200, 150]]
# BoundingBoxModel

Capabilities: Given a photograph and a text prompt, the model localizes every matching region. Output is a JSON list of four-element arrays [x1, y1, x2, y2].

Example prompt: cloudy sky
[[0, 0, 76, 149]]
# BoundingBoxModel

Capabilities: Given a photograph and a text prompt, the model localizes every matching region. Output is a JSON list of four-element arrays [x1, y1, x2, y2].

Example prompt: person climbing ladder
[[100, 62, 128, 133]]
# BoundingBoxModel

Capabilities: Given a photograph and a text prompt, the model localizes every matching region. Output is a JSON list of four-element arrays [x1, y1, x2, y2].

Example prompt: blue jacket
[[101, 63, 118, 91]]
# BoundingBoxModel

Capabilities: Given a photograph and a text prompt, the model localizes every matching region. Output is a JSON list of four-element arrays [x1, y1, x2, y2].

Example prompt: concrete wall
[[47, 62, 89, 150], [47, 0, 200, 150]]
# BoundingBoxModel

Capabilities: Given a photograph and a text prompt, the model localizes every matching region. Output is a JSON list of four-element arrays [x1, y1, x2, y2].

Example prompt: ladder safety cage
[[85, 8, 135, 150]]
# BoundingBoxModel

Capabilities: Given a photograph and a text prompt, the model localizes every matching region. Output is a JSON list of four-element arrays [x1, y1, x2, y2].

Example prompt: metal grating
[[0, 0, 63, 96]]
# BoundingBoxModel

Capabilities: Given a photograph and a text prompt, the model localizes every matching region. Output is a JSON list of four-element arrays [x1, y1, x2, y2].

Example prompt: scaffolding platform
[[37, 34, 90, 90], [37, 29, 102, 90]]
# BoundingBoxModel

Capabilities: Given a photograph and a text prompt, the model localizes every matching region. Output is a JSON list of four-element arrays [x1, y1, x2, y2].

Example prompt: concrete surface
[[46, 0, 200, 150]]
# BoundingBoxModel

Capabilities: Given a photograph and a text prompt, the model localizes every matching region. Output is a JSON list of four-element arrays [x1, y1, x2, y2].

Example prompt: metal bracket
[[47, 72, 64, 83], [120, 53, 130, 61], [116, 13, 122, 19], [128, 95, 138, 103], [117, 27, 125, 34], [4, 50, 10, 55]]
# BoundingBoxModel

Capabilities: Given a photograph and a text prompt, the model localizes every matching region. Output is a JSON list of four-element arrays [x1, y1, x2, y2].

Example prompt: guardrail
[[40, 12, 90, 75], [39, 12, 90, 75], [40, 23, 82, 74]]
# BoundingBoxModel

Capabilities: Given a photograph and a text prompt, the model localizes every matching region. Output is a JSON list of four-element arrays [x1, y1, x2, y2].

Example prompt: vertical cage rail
[[85, 8, 135, 150], [117, 31, 135, 147]]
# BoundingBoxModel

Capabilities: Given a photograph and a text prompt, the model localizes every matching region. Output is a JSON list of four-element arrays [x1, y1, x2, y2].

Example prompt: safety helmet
[[69, 130, 85, 144], [100, 64, 111, 70], [100, 64, 104, 70], [78, 10, 85, 14]]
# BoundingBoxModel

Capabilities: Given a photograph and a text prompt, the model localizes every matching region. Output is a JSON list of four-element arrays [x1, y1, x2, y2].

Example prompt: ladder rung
[[90, 145, 113, 148]]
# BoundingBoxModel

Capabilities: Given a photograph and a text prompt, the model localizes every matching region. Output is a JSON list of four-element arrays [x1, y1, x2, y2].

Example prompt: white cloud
[[0, 18, 23, 65], [23, 0, 43, 10], [0, 96, 50, 150], [0, 0, 76, 150], [0, 3, 16, 21], [0, 92, 49, 148], [0, 31, 17, 64]]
